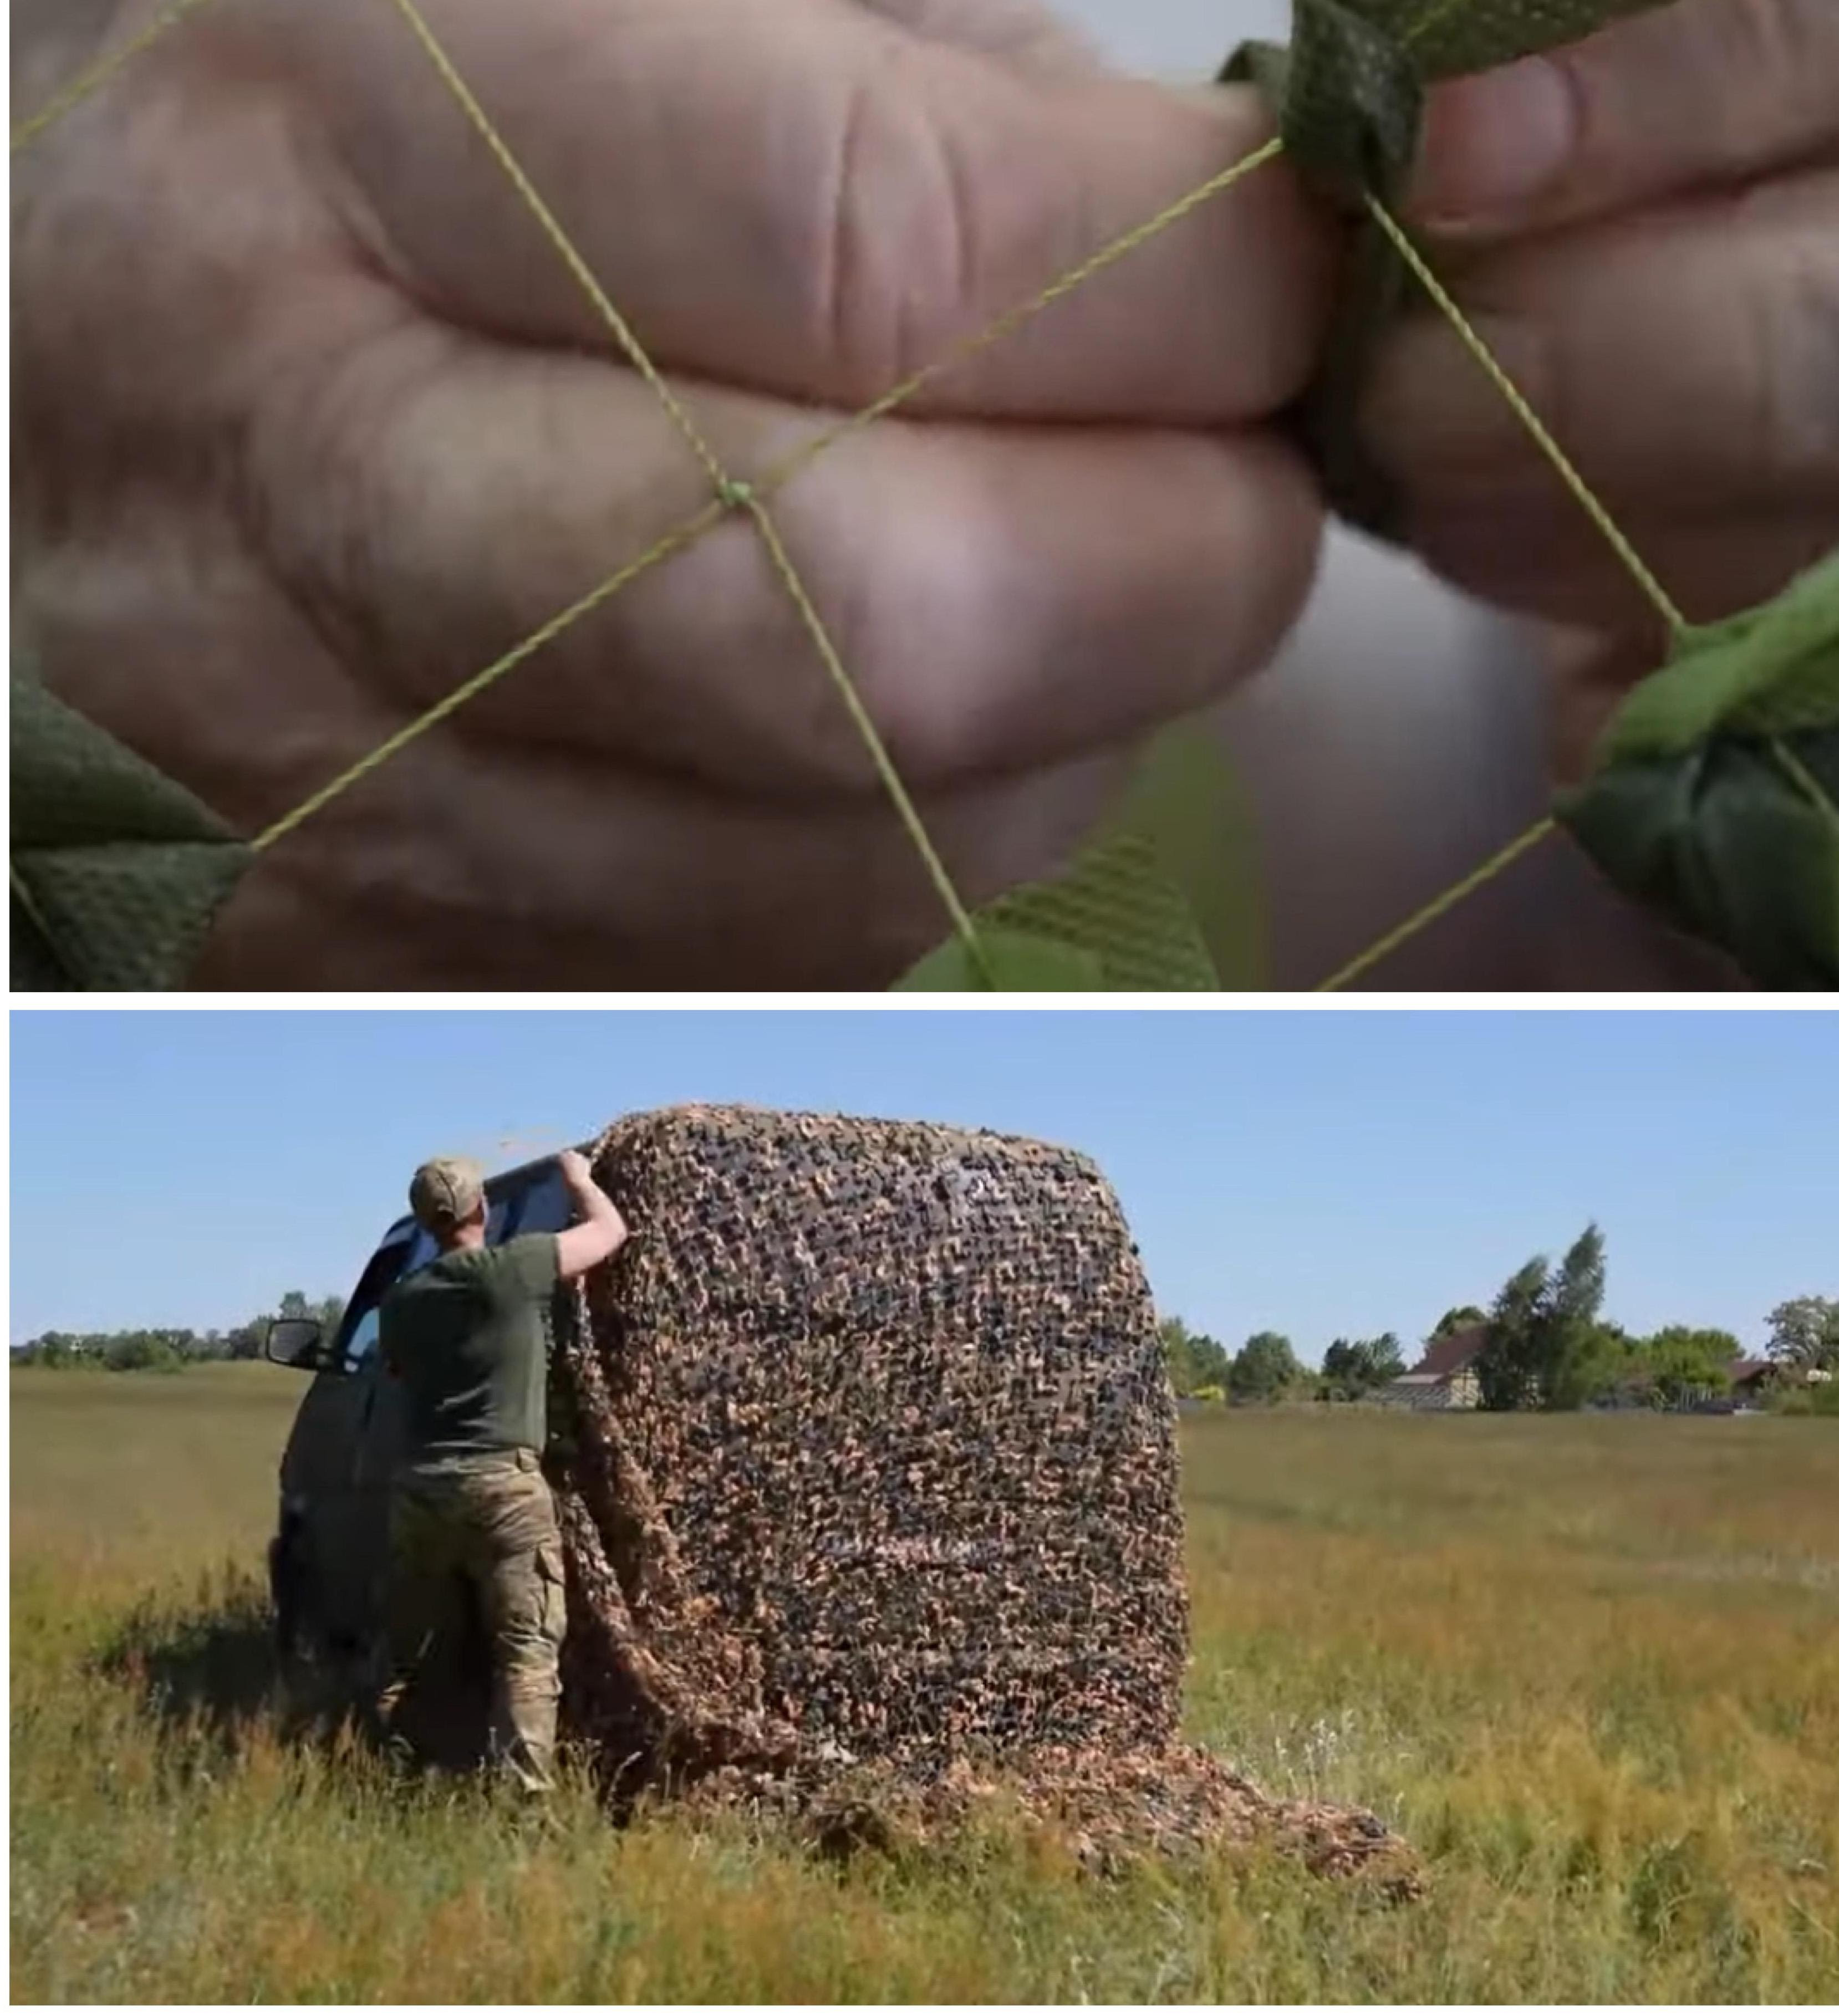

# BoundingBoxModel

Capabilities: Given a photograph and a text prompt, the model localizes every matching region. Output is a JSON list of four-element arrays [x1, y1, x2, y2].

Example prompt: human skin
[[11, 0, 1333, 989], [1365, 0, 1839, 780]]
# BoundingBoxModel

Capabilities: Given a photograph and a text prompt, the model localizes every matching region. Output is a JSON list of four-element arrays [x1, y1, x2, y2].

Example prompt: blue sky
[[8, 1009, 1832, 1358]]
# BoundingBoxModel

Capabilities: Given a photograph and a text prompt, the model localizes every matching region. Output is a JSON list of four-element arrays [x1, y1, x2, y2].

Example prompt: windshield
[[331, 1158, 573, 1372]]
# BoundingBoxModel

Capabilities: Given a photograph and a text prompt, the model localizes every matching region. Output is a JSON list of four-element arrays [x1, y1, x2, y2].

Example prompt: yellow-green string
[[1317, 816, 1557, 992], [1313, 198, 1692, 987], [9, 0, 216, 154], [743, 500, 996, 983], [251, 502, 727, 855], [1771, 740, 1839, 843], [380, 0, 733, 498], [1365, 195, 1689, 642]]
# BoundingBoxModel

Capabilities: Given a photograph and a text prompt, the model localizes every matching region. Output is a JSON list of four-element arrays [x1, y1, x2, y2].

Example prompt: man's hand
[[555, 1149, 626, 1278], [1358, 0, 1839, 776], [13, 0, 1334, 988]]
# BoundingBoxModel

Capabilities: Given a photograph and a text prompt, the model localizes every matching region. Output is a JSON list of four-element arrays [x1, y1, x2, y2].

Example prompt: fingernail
[[1414, 57, 1578, 229]]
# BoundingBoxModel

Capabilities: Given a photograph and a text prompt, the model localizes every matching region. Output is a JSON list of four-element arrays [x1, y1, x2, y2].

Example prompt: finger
[[253, 0, 1330, 422], [1363, 170, 1839, 516], [849, 0, 1108, 76], [1542, 624, 1655, 786], [1410, 0, 1839, 236], [189, 731, 1130, 989], [1406, 492, 1837, 635], [250, 325, 1324, 797]]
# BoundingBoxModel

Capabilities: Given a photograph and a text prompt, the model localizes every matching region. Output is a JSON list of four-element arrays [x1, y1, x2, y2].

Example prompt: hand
[[12, 0, 1333, 987], [556, 1150, 595, 1191], [1358, 0, 1839, 777]]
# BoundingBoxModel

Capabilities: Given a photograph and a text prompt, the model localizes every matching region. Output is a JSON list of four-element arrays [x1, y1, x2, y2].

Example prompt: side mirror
[[265, 1317, 330, 1371]]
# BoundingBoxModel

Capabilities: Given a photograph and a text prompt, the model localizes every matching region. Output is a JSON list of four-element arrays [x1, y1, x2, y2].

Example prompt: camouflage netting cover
[[543, 1103, 1415, 1885]]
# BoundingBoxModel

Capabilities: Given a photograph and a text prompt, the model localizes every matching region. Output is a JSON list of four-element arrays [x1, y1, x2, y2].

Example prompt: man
[[375, 1147, 627, 1792]]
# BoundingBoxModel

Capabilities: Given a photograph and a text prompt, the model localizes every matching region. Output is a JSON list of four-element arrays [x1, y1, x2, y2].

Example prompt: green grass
[[11, 1365, 1839, 2001]]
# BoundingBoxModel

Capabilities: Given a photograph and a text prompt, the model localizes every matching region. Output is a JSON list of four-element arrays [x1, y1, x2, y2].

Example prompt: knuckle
[[817, 76, 980, 408]]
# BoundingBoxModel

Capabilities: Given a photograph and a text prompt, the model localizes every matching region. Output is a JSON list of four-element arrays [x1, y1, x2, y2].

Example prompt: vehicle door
[[278, 1228, 423, 1655]]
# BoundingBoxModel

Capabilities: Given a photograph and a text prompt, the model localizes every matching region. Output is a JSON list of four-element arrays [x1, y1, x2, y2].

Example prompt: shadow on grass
[[95, 1571, 496, 1775], [96, 1574, 330, 1748]]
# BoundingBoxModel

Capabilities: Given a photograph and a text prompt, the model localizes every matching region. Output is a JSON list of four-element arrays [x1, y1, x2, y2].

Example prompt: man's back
[[381, 1233, 559, 1462]]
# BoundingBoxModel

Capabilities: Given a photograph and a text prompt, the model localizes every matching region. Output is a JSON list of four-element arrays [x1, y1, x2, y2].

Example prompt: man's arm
[[553, 1150, 628, 1280]]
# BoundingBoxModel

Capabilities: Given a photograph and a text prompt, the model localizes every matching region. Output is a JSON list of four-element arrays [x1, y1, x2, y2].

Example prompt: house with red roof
[[1379, 1323, 1489, 1411]]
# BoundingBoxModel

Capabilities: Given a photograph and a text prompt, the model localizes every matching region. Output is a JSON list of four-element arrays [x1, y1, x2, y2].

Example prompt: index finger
[[262, 0, 1334, 423]]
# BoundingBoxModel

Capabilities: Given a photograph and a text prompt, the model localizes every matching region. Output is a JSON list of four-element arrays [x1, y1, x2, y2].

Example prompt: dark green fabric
[[381, 1234, 562, 1461], [1222, 0, 1677, 536], [1557, 553, 1839, 992], [11, 664, 254, 991]]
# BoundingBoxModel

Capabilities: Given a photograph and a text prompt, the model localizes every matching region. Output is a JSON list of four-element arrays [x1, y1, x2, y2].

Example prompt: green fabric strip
[[1557, 555, 1839, 991], [895, 722, 1265, 992], [1222, 0, 1677, 537], [11, 665, 254, 991]]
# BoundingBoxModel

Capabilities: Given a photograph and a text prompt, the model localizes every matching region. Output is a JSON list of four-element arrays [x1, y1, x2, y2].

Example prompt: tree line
[[1470, 1224, 1836, 1411], [1163, 1228, 1838, 1414], [12, 1292, 345, 1373]]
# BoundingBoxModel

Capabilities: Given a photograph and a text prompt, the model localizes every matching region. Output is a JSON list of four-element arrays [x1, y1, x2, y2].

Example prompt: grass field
[[11, 1362, 1838, 2002]]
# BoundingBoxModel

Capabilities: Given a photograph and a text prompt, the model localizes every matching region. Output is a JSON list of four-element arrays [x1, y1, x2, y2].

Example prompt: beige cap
[[409, 1156, 486, 1232]]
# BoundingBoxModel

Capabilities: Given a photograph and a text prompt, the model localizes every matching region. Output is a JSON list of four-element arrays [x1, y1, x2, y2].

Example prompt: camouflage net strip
[[541, 1104, 1419, 1887]]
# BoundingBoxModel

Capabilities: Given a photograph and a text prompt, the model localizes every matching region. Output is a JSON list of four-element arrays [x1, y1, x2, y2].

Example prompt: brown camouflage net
[[547, 1104, 1415, 1890]]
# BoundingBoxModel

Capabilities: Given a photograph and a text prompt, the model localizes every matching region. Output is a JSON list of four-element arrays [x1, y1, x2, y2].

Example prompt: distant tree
[[226, 1311, 271, 1360], [1477, 1258, 1551, 1411], [1430, 1305, 1486, 1340], [104, 1332, 187, 1373], [14, 1300, 343, 1370], [278, 1290, 312, 1321], [1765, 1297, 1839, 1372], [1477, 1226, 1611, 1411], [1320, 1333, 1406, 1401], [1230, 1331, 1302, 1405], [1159, 1316, 1197, 1396], [1159, 1316, 1231, 1398], [1637, 1326, 1741, 1407], [1543, 1224, 1611, 1410]]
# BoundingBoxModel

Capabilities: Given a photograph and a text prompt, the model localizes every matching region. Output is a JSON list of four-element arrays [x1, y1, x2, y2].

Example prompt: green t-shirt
[[380, 1234, 561, 1461]]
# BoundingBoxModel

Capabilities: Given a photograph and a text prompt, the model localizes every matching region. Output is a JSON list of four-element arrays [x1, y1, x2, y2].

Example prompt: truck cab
[[264, 1151, 583, 1701]]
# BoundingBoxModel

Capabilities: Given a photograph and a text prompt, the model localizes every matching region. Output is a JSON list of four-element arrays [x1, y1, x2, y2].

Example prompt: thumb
[[1409, 0, 1839, 236], [257, 0, 1331, 423]]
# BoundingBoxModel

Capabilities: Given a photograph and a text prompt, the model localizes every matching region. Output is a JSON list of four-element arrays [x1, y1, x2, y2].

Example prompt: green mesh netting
[[11, 662, 253, 991], [894, 723, 1263, 992]]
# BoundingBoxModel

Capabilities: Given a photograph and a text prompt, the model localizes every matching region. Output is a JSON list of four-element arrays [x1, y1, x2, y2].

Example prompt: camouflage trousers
[[376, 1448, 567, 1793]]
